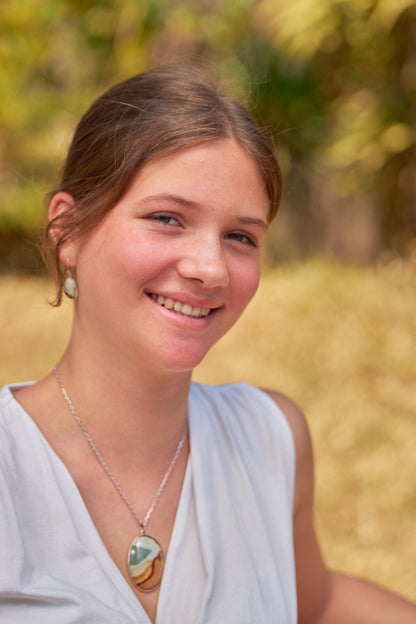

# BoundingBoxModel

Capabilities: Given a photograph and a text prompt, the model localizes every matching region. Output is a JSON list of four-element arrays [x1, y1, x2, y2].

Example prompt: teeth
[[150, 294, 211, 318]]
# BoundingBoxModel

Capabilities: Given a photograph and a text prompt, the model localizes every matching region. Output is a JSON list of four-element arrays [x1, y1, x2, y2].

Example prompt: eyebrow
[[237, 216, 268, 229], [140, 193, 198, 209], [139, 193, 268, 229]]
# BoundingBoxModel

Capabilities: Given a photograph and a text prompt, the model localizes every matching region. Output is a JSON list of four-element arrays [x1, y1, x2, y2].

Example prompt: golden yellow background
[[2, 259, 415, 602]]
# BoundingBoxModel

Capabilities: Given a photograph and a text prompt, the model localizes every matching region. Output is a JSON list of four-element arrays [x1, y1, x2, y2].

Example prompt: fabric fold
[[0, 381, 296, 623]]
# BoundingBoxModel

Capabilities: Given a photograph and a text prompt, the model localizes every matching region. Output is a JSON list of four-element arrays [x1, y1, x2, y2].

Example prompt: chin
[[163, 357, 206, 374], [158, 347, 211, 374]]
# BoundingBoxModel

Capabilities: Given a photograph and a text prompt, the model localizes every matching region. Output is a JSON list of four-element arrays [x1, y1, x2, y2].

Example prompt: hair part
[[44, 63, 282, 305]]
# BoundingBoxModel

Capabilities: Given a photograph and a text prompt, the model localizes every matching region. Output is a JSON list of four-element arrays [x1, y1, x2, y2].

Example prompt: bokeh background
[[1, 0, 415, 604]]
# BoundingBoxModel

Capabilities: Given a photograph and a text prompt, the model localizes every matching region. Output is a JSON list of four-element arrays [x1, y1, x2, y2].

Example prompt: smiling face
[[63, 138, 270, 374]]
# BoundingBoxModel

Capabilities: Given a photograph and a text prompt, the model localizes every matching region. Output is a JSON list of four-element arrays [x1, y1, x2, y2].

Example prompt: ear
[[48, 191, 79, 265]]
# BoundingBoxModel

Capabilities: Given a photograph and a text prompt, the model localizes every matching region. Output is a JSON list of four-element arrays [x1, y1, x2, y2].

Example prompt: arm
[[314, 572, 416, 624], [264, 390, 416, 624]]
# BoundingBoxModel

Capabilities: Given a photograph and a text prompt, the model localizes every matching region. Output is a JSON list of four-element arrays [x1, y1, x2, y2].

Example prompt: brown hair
[[45, 63, 282, 305]]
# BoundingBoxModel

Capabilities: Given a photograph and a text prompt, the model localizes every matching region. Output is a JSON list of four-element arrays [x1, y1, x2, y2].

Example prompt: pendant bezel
[[127, 533, 165, 593]]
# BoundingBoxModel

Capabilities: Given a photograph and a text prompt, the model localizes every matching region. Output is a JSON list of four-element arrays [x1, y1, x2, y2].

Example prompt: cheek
[[103, 232, 167, 279], [230, 260, 261, 309]]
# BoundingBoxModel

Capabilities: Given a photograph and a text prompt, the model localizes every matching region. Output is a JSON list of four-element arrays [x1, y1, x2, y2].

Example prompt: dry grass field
[[1, 259, 415, 602]]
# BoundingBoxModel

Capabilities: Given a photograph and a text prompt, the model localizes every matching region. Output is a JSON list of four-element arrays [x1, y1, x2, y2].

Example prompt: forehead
[[126, 138, 270, 218]]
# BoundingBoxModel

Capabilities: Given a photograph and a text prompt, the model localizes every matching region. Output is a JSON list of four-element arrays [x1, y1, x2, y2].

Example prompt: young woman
[[0, 65, 415, 623]]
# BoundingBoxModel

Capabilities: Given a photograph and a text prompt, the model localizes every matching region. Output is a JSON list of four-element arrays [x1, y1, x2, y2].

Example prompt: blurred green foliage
[[1, 0, 415, 270]]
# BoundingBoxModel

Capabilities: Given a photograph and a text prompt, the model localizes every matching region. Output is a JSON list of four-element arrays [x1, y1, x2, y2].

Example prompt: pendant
[[127, 534, 164, 592]]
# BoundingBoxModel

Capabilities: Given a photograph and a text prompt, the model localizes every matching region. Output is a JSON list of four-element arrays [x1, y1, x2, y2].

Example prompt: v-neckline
[[3, 382, 194, 624]]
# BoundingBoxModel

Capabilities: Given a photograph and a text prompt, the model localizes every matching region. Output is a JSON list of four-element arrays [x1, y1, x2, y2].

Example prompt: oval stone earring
[[63, 260, 78, 299]]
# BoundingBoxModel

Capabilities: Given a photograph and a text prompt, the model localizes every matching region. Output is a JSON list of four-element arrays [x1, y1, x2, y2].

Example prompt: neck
[[54, 342, 192, 472]]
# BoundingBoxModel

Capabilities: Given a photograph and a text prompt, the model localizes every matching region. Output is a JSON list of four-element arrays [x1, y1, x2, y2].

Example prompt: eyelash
[[147, 213, 257, 247], [150, 214, 179, 226], [225, 232, 257, 247]]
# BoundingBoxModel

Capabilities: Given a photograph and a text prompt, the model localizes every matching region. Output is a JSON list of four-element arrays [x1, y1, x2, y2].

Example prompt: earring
[[63, 260, 78, 299]]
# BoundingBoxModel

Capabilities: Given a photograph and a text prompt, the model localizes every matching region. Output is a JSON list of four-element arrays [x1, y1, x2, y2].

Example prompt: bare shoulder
[[261, 389, 313, 459], [261, 389, 315, 514]]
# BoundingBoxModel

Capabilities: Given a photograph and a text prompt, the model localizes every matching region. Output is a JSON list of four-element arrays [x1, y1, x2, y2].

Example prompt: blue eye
[[151, 214, 179, 225], [226, 232, 257, 247]]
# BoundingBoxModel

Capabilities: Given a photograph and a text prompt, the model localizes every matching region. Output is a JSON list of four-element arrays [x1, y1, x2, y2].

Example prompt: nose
[[177, 236, 229, 288]]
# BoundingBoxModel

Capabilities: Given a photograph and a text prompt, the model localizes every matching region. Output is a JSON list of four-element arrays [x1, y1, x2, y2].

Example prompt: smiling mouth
[[149, 294, 212, 318]]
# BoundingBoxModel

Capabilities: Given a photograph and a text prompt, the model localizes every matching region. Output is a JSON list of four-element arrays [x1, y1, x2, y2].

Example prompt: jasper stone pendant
[[127, 534, 164, 592]]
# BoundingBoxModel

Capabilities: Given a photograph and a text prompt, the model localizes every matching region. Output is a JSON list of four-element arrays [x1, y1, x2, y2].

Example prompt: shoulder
[[0, 383, 25, 428], [0, 383, 16, 409], [0, 381, 51, 469], [0, 384, 31, 459], [192, 381, 297, 430], [190, 381, 297, 458], [0, 381, 38, 439], [261, 389, 312, 453], [0, 381, 35, 411], [261, 389, 314, 513]]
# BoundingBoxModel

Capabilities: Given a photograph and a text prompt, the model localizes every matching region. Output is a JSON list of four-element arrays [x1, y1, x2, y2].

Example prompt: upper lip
[[145, 290, 222, 310]]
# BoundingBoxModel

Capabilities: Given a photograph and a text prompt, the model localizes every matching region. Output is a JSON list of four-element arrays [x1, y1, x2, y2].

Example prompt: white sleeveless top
[[0, 381, 296, 623]]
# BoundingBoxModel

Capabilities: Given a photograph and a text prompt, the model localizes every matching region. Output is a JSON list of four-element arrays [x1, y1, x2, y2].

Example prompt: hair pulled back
[[45, 63, 282, 305]]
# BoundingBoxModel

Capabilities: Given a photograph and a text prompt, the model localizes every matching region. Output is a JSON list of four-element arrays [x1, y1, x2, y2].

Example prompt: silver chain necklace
[[54, 365, 187, 593]]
